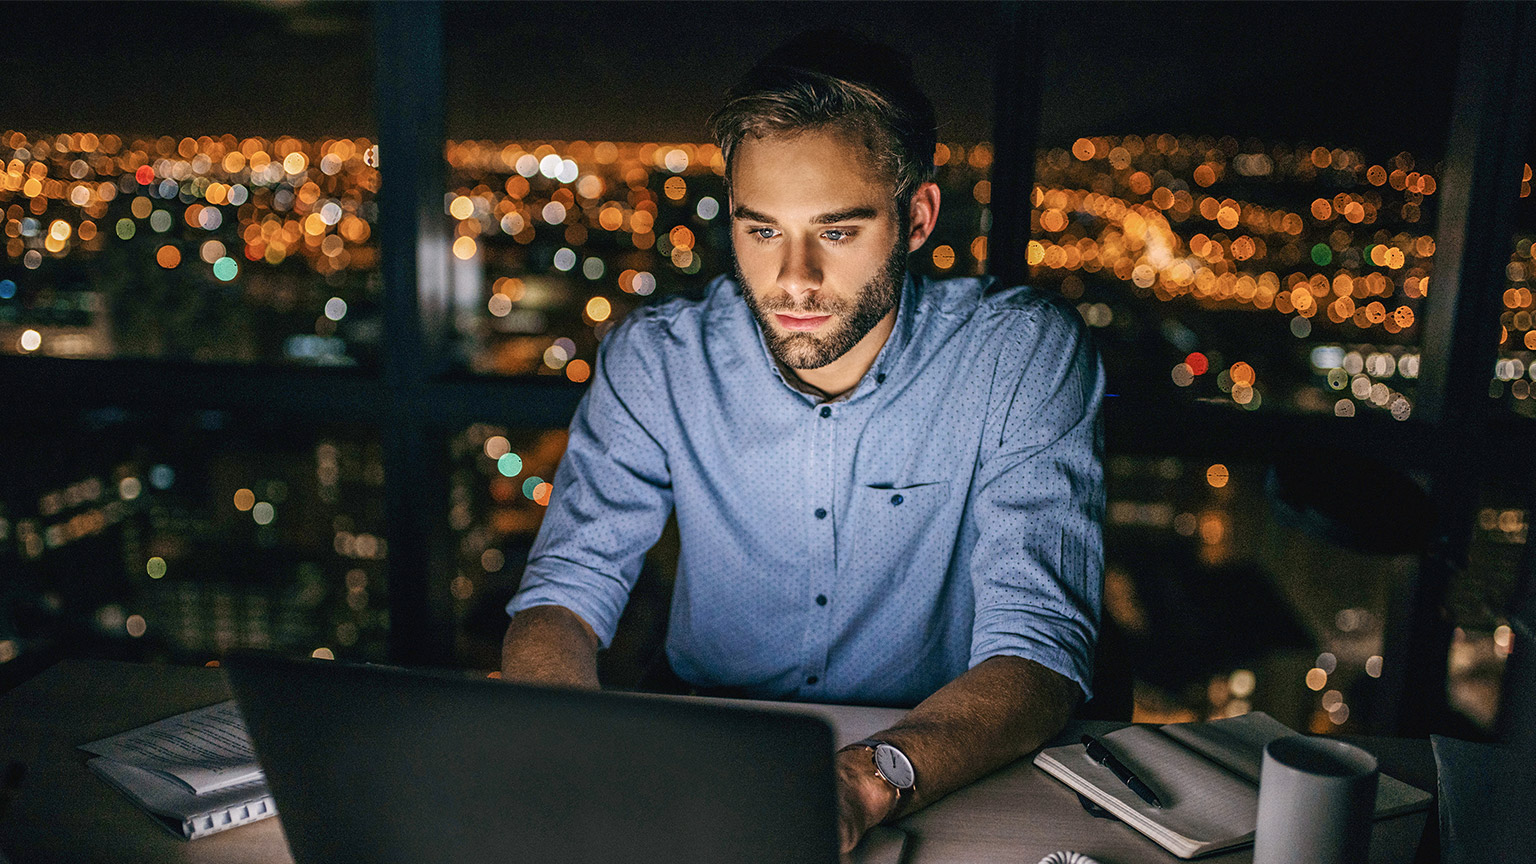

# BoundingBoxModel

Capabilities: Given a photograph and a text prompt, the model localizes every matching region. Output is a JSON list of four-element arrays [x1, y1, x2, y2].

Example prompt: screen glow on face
[[874, 745, 914, 788]]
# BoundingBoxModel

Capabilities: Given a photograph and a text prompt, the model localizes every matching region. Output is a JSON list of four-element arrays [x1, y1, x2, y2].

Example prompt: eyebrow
[[731, 205, 881, 225]]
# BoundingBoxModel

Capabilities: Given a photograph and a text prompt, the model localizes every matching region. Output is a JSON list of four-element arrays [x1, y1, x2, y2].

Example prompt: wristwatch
[[840, 738, 917, 810]]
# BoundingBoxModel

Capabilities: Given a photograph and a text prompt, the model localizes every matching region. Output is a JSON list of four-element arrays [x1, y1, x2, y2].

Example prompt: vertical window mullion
[[986, 1, 1043, 290], [374, 0, 455, 666]]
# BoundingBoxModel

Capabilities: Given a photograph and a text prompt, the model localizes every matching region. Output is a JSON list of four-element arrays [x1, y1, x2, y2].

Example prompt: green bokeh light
[[497, 453, 523, 477]]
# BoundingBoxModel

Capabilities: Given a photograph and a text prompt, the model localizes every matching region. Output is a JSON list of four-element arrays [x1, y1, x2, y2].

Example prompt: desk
[[0, 659, 1436, 864]]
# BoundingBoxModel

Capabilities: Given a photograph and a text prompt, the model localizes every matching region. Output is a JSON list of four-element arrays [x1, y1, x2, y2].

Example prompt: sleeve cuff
[[506, 575, 625, 650], [970, 626, 1096, 703]]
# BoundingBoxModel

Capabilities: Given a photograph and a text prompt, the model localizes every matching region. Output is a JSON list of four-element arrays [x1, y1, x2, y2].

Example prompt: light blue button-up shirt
[[508, 272, 1105, 707]]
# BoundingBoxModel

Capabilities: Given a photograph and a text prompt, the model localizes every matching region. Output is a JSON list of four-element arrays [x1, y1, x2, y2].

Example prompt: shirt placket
[[799, 400, 839, 695]]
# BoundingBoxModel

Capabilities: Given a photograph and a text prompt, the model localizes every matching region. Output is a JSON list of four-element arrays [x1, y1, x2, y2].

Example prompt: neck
[[787, 306, 898, 400]]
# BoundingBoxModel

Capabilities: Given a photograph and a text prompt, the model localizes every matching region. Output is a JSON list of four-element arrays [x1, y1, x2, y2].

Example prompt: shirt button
[[876, 373, 886, 384], [819, 406, 832, 418], [806, 675, 819, 685], [891, 494, 904, 505], [815, 508, 827, 519], [816, 594, 828, 606]]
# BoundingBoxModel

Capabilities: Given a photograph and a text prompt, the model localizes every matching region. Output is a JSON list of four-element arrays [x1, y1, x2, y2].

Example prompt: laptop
[[224, 652, 901, 864]]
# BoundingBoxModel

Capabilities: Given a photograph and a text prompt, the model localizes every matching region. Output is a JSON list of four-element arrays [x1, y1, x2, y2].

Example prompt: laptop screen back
[[224, 653, 838, 864]]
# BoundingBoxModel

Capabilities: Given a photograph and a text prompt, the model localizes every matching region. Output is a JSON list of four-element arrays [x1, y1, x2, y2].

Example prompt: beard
[[736, 239, 908, 370]]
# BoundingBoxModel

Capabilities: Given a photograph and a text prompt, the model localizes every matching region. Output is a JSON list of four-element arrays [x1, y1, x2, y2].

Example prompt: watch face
[[873, 744, 915, 789]]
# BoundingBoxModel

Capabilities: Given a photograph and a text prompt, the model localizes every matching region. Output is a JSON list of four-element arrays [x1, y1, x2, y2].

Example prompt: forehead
[[730, 127, 895, 215]]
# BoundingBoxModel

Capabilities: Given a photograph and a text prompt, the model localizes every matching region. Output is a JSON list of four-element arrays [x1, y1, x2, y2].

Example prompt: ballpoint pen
[[1081, 735, 1163, 809]]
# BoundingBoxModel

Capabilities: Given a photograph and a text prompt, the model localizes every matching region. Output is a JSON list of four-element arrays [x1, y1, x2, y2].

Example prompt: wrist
[[836, 747, 900, 826]]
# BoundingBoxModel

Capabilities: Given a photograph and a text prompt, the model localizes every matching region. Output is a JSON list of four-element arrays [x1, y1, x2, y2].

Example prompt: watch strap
[[840, 738, 917, 798]]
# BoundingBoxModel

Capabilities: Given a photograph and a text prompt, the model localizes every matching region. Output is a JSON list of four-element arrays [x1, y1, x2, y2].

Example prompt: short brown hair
[[710, 30, 938, 215]]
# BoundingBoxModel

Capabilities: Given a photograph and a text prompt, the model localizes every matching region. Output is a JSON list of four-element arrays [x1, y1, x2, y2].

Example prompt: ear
[[905, 181, 941, 252]]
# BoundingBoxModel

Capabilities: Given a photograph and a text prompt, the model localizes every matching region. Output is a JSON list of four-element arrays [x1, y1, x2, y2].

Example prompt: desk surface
[[0, 659, 1437, 864]]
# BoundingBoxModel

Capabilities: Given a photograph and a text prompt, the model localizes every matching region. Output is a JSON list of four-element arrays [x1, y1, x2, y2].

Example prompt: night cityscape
[[2, 123, 1524, 735], [0, 1, 1527, 752]]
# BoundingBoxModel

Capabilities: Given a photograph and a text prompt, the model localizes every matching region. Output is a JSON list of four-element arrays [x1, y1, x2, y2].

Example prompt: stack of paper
[[79, 700, 275, 839]]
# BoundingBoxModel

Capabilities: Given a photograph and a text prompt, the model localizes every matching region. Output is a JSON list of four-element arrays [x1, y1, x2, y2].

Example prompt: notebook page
[[1162, 713, 1431, 817], [1099, 726, 1258, 842], [1159, 711, 1295, 784], [79, 700, 262, 795], [1046, 725, 1259, 848], [87, 759, 268, 819]]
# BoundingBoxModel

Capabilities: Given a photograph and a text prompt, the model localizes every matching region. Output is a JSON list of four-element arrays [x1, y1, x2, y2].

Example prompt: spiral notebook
[[78, 700, 275, 839]]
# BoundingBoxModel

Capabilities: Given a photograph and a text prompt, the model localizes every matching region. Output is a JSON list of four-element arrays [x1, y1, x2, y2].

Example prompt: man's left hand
[[834, 747, 899, 853]]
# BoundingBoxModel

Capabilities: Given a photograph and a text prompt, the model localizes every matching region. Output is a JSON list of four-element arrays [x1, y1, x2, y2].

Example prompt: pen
[[1081, 735, 1162, 808]]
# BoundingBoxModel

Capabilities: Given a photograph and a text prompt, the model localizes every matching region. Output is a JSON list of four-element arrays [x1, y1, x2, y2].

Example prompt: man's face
[[729, 128, 907, 370]]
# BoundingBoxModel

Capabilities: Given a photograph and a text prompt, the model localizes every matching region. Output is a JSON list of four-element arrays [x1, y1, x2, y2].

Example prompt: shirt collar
[[878, 269, 921, 381]]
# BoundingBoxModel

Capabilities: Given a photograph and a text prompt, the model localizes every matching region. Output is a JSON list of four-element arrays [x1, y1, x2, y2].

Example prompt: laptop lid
[[223, 652, 838, 864]]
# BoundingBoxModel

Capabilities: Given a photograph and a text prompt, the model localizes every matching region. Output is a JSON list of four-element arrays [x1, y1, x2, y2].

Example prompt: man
[[501, 31, 1105, 853]]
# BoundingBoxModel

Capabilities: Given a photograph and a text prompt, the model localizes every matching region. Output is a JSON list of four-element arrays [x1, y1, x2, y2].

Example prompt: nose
[[777, 237, 822, 305]]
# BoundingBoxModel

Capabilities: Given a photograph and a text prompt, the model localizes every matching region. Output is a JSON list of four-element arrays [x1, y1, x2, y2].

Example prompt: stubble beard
[[736, 238, 908, 370]]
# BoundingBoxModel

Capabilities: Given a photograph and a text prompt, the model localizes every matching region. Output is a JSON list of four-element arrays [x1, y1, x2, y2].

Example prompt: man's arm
[[502, 310, 675, 682], [500, 604, 601, 690], [835, 655, 1078, 852]]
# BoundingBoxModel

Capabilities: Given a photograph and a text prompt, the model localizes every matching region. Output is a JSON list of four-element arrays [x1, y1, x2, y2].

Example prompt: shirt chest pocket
[[845, 481, 953, 584]]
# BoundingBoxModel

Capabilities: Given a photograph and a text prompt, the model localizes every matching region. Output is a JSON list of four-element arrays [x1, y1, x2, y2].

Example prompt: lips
[[775, 313, 833, 331]]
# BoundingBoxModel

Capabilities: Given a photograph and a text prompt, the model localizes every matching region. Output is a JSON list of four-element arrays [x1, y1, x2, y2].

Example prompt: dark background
[[5, 1, 1460, 158]]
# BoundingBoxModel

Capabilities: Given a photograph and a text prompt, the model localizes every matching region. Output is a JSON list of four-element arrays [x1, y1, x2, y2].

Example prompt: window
[[1026, 2, 1529, 735], [1028, 3, 1460, 419], [0, 3, 378, 367], [1, 412, 387, 664], [440, 2, 997, 376]]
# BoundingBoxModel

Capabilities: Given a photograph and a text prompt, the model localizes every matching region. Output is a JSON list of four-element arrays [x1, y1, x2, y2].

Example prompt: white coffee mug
[[1252, 735, 1379, 864]]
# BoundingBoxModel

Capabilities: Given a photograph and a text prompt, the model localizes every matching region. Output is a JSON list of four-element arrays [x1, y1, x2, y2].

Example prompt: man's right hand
[[499, 604, 602, 690]]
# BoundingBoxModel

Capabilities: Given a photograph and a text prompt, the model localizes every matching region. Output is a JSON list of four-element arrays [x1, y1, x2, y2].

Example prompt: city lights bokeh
[[7, 128, 1536, 423], [1, 126, 1527, 731]]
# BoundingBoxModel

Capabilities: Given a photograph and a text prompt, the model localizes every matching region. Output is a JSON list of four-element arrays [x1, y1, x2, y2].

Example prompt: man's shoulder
[[602, 275, 739, 353], [612, 275, 729, 329], [978, 281, 1078, 324], [923, 276, 1085, 340]]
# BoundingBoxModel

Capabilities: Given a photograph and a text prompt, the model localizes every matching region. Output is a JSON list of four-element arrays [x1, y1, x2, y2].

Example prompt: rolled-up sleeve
[[506, 314, 674, 648], [968, 300, 1105, 700]]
